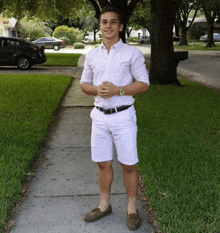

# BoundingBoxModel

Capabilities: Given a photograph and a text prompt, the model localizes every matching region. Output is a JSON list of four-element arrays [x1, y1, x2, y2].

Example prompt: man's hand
[[98, 81, 119, 98]]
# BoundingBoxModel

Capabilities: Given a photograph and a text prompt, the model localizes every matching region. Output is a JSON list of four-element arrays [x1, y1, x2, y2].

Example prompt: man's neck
[[103, 38, 120, 53]]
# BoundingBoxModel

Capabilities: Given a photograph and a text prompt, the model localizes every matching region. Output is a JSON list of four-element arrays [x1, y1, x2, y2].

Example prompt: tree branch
[[88, 0, 101, 19], [98, 0, 111, 8], [187, 3, 200, 29], [126, 0, 143, 23]]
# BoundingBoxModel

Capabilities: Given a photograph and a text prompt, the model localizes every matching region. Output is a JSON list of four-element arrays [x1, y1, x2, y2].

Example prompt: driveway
[[177, 51, 220, 89]]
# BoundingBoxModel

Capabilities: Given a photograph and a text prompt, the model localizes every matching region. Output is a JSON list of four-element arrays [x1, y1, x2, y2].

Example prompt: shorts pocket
[[90, 107, 96, 119], [90, 107, 102, 122]]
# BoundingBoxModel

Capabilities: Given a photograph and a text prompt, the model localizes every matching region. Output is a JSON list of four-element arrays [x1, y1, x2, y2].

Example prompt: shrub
[[85, 41, 97, 45], [19, 18, 52, 41], [74, 43, 85, 49], [59, 37, 70, 45], [189, 25, 206, 40], [53, 26, 84, 44], [84, 40, 102, 45], [74, 28, 84, 42], [129, 37, 138, 42]]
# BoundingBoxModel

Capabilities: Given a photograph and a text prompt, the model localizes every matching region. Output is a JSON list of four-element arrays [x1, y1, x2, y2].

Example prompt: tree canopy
[[1, 0, 143, 42], [129, 0, 151, 32], [0, 0, 88, 20]]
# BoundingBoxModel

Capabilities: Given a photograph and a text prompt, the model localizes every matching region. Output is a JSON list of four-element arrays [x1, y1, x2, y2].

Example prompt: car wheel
[[53, 44, 60, 51], [140, 41, 144, 44], [17, 57, 31, 70]]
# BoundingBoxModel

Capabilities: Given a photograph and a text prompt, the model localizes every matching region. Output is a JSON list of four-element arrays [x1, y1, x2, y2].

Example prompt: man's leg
[[97, 161, 113, 212], [84, 160, 113, 222], [120, 163, 139, 214]]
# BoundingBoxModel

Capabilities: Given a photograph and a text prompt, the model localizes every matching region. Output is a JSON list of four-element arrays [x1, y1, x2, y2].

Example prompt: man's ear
[[120, 24, 123, 32]]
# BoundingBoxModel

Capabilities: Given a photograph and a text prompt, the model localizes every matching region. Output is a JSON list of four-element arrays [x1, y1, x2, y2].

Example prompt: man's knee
[[97, 161, 113, 170], [121, 163, 137, 173]]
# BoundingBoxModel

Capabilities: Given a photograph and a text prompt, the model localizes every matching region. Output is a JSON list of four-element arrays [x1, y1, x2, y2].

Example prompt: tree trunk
[[126, 27, 133, 38], [150, 0, 181, 85], [179, 27, 188, 46], [94, 29, 96, 42], [120, 26, 126, 43], [206, 22, 216, 47], [201, 1, 217, 48], [174, 23, 180, 37]]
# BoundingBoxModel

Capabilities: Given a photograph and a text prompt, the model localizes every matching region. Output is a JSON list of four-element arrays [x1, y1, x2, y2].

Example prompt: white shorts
[[90, 105, 138, 165]]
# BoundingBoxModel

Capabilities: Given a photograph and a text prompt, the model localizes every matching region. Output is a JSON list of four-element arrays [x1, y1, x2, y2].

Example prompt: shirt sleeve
[[80, 51, 93, 85], [130, 48, 150, 85]]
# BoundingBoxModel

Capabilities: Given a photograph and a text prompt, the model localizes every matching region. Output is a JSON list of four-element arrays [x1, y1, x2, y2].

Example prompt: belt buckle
[[103, 108, 107, 114]]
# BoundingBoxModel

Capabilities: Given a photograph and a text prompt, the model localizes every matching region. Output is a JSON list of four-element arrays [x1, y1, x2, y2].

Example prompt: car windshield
[[38, 38, 46, 42]]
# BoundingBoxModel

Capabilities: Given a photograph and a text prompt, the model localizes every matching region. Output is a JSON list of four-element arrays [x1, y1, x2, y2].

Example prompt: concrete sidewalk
[[10, 58, 153, 232]]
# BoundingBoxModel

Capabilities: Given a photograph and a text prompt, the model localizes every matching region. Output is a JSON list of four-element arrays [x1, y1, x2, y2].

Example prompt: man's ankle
[[128, 198, 137, 214], [99, 199, 110, 212], [128, 206, 137, 214]]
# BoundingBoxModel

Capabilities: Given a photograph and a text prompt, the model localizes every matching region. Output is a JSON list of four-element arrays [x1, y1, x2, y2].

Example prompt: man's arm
[[81, 83, 99, 96], [81, 80, 149, 98], [118, 81, 149, 96], [95, 81, 149, 99]]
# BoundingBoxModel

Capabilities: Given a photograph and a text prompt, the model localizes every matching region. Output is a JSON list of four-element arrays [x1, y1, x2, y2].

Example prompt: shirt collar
[[101, 39, 123, 50]]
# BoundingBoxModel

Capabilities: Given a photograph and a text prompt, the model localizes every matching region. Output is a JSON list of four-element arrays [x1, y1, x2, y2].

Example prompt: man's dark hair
[[100, 6, 123, 25]]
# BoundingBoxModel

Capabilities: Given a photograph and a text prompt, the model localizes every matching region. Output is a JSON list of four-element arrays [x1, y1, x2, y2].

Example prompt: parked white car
[[83, 36, 90, 43], [138, 36, 150, 44], [200, 33, 220, 42]]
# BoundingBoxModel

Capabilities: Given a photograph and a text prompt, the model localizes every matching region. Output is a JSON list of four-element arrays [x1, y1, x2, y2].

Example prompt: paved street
[[177, 52, 220, 89]]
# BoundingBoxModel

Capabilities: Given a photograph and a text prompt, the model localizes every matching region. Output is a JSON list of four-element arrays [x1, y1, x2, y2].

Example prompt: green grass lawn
[[0, 74, 72, 232], [174, 40, 220, 51], [135, 80, 220, 232], [43, 53, 82, 66]]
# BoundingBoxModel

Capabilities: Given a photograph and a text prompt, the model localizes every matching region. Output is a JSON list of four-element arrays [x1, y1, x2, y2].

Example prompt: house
[[129, 28, 150, 38], [188, 17, 220, 34], [0, 14, 20, 37]]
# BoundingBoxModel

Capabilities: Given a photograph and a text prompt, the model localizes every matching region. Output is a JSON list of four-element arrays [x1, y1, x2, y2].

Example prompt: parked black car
[[32, 37, 65, 51], [0, 37, 47, 70]]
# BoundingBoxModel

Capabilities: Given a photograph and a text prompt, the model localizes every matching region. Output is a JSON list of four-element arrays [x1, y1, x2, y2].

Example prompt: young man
[[80, 6, 149, 230]]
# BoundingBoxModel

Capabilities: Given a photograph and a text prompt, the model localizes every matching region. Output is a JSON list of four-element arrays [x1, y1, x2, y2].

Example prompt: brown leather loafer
[[84, 204, 112, 222], [127, 210, 141, 230]]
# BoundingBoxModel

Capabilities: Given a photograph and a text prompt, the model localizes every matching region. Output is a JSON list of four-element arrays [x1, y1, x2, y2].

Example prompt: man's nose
[[106, 22, 111, 28]]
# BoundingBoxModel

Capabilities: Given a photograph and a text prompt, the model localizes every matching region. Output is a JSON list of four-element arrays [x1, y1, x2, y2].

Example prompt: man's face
[[100, 12, 123, 40]]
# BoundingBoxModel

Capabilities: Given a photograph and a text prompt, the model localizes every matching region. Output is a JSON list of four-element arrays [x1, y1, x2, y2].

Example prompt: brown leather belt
[[96, 105, 132, 114]]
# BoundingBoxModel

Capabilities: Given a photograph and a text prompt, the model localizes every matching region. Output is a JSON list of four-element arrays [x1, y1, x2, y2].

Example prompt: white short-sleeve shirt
[[80, 39, 149, 109]]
